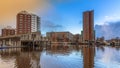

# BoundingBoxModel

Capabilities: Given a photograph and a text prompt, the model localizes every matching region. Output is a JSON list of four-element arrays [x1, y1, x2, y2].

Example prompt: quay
[[0, 46, 26, 49], [0, 32, 51, 48]]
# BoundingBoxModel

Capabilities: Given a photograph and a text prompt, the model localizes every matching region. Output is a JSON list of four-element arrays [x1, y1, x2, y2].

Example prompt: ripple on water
[[40, 51, 83, 68]]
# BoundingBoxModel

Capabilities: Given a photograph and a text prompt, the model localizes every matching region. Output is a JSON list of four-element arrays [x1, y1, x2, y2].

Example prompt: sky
[[0, 0, 120, 39]]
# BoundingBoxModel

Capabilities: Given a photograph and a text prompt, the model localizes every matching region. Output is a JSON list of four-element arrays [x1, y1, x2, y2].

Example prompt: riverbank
[[0, 46, 26, 49]]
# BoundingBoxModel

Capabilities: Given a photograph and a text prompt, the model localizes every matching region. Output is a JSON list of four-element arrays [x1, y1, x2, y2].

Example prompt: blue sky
[[0, 0, 120, 38], [40, 0, 120, 36]]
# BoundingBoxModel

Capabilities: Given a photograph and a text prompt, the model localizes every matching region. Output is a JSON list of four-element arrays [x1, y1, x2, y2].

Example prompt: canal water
[[0, 46, 120, 68]]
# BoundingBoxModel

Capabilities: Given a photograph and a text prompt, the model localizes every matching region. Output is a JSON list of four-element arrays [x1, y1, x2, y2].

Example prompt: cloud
[[41, 20, 64, 33], [95, 21, 120, 39], [97, 15, 120, 25]]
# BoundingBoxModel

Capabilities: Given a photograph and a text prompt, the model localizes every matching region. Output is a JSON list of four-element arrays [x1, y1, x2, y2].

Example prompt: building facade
[[73, 34, 82, 43], [46, 32, 73, 42], [1, 26, 15, 37], [16, 11, 40, 35], [31, 14, 40, 32], [83, 10, 95, 42], [96, 37, 105, 42]]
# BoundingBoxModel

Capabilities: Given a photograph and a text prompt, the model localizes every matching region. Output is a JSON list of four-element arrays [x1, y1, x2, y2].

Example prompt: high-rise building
[[2, 26, 15, 37], [16, 11, 40, 34], [83, 10, 95, 42], [31, 14, 40, 32]]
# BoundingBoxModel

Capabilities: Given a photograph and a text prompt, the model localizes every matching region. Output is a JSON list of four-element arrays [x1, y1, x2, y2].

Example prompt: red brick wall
[[2, 29, 15, 37], [83, 11, 94, 41], [17, 14, 31, 34]]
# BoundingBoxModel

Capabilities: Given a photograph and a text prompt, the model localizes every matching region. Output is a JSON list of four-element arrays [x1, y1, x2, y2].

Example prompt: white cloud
[[96, 14, 120, 25]]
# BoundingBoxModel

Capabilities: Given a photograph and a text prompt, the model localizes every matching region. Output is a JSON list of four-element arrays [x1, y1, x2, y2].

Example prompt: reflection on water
[[0, 48, 41, 68], [82, 47, 95, 68], [0, 46, 120, 68]]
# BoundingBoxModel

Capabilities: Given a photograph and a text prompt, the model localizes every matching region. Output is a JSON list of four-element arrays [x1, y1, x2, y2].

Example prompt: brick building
[[16, 11, 40, 34], [73, 34, 82, 43], [2, 26, 15, 37], [83, 10, 95, 42], [46, 32, 73, 42]]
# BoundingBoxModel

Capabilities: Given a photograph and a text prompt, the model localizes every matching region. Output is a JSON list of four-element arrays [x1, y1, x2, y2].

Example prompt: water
[[0, 46, 120, 68]]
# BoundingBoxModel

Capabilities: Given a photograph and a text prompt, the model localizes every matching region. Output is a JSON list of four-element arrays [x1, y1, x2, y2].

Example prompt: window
[[19, 19, 23, 21]]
